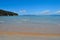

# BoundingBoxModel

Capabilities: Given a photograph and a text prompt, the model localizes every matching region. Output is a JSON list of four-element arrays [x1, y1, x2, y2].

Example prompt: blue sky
[[0, 0, 60, 15]]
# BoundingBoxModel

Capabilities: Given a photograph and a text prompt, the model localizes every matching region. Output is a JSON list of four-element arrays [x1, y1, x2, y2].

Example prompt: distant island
[[0, 10, 18, 16]]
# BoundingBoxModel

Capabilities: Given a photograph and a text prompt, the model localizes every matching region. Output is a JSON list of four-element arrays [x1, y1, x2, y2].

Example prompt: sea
[[0, 15, 60, 40]]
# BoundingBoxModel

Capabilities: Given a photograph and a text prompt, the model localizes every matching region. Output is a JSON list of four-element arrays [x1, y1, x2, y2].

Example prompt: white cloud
[[56, 11, 60, 14], [40, 10, 50, 15], [20, 9, 26, 13]]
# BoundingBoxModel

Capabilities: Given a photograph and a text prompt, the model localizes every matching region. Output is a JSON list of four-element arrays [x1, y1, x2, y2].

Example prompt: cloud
[[56, 11, 60, 14], [40, 10, 50, 15], [20, 9, 26, 13]]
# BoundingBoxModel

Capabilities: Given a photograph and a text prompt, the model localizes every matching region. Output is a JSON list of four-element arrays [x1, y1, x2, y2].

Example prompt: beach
[[0, 16, 60, 40]]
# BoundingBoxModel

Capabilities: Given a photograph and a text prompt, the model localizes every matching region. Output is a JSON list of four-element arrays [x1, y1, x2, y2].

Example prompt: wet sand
[[0, 32, 60, 40], [0, 32, 60, 36], [0, 23, 60, 40]]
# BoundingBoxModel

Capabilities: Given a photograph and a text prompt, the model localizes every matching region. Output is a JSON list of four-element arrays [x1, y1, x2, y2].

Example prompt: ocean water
[[0, 15, 60, 24], [0, 15, 60, 40]]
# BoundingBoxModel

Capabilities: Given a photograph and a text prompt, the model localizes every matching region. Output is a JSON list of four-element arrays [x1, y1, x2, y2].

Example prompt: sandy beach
[[0, 16, 60, 40], [0, 23, 60, 40], [0, 32, 60, 40], [0, 32, 60, 36]]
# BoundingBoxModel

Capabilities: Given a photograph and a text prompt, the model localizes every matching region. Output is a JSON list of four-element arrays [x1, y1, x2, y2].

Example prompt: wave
[[21, 19, 29, 22]]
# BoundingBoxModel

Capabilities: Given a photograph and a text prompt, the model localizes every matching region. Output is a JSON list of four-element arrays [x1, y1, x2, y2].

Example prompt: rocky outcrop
[[0, 10, 18, 16]]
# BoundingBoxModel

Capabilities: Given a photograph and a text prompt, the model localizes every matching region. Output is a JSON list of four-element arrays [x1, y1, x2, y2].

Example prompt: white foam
[[22, 19, 29, 22]]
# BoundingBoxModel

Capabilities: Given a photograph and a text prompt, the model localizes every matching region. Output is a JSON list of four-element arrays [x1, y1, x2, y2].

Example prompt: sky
[[0, 0, 60, 15]]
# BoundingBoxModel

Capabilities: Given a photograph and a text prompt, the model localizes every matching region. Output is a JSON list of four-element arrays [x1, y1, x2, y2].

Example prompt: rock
[[0, 9, 18, 16]]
